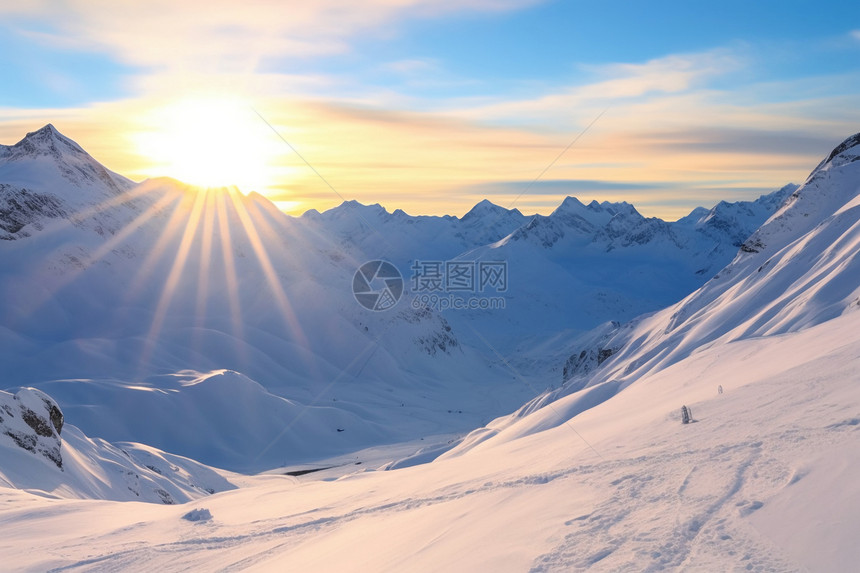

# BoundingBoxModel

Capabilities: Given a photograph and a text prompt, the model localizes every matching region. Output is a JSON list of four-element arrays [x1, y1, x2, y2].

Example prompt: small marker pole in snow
[[681, 405, 691, 424]]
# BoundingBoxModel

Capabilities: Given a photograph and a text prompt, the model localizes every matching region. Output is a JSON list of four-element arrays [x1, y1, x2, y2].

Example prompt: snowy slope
[[0, 387, 234, 503], [0, 125, 794, 472], [593, 131, 860, 385], [0, 127, 533, 470], [1, 305, 857, 571], [453, 131, 860, 448]]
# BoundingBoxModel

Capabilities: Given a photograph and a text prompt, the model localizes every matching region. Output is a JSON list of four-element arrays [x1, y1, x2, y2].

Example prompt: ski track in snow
[[44, 414, 856, 572]]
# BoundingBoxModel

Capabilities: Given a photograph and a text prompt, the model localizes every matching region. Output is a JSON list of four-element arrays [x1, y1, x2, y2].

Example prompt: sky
[[1, 0, 859, 219]]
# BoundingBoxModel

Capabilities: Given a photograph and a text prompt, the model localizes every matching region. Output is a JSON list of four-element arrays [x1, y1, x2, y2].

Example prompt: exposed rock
[[561, 322, 622, 386], [0, 388, 64, 469], [0, 185, 67, 240]]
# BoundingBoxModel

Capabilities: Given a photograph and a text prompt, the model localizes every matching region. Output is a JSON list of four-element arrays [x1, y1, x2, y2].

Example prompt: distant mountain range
[[446, 130, 860, 452], [4, 125, 859, 572], [0, 123, 835, 477]]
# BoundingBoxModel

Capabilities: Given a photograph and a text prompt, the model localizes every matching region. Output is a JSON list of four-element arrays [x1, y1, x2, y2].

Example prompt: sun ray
[[185, 188, 218, 362], [123, 186, 199, 305], [138, 185, 209, 372], [214, 189, 246, 355], [82, 183, 185, 265], [8, 182, 185, 324], [226, 188, 309, 353], [64, 178, 177, 227], [241, 198, 305, 282], [193, 189, 216, 328]]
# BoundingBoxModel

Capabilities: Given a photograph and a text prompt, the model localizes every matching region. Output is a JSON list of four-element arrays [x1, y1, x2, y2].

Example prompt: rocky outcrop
[[0, 184, 68, 239], [0, 388, 64, 469], [561, 321, 622, 387]]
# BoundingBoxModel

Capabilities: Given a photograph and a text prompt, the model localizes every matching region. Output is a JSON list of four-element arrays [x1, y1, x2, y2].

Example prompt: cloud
[[380, 58, 441, 75], [444, 49, 743, 125], [2, 4, 856, 223], [4, 69, 853, 222], [2, 0, 538, 73], [460, 179, 669, 195]]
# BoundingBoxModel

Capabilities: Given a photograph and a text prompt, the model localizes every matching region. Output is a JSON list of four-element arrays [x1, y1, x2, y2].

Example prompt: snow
[[1, 125, 859, 571], [0, 124, 795, 471], [1, 314, 857, 571]]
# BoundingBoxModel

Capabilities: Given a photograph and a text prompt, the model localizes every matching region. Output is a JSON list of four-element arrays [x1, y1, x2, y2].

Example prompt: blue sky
[[1, 0, 859, 218]]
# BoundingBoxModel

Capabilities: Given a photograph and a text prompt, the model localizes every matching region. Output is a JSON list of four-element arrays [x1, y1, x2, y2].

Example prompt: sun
[[134, 96, 285, 193]]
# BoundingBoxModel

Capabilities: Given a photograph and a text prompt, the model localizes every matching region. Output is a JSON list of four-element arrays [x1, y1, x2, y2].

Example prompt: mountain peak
[[808, 132, 860, 180], [556, 196, 585, 210], [461, 199, 519, 221], [31, 123, 60, 136], [822, 132, 860, 166], [4, 123, 86, 160], [551, 196, 640, 220], [0, 125, 134, 230]]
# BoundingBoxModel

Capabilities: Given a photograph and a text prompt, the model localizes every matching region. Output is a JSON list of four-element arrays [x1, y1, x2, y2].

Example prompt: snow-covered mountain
[[0, 386, 234, 503], [297, 181, 795, 360], [0, 124, 136, 240], [0, 125, 795, 472], [1, 126, 859, 571], [0, 126, 534, 471], [456, 131, 860, 443], [443, 184, 796, 358]]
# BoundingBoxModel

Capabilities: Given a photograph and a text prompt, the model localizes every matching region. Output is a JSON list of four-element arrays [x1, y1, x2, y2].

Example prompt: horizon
[[2, 1, 858, 219], [1, 121, 811, 222]]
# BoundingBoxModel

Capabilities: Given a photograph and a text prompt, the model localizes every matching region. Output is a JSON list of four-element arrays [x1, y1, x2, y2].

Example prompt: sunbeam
[[4, 181, 185, 325], [138, 186, 209, 372], [193, 189, 216, 330], [226, 189, 309, 353], [214, 189, 246, 356]]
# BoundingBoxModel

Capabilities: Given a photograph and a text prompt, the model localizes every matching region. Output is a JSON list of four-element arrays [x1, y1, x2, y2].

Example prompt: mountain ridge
[[0, 124, 835, 474]]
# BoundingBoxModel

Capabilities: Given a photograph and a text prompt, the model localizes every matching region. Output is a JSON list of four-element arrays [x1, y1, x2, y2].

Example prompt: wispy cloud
[[2, 0, 538, 71], [2, 4, 857, 220], [447, 49, 744, 123], [380, 58, 441, 75]]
